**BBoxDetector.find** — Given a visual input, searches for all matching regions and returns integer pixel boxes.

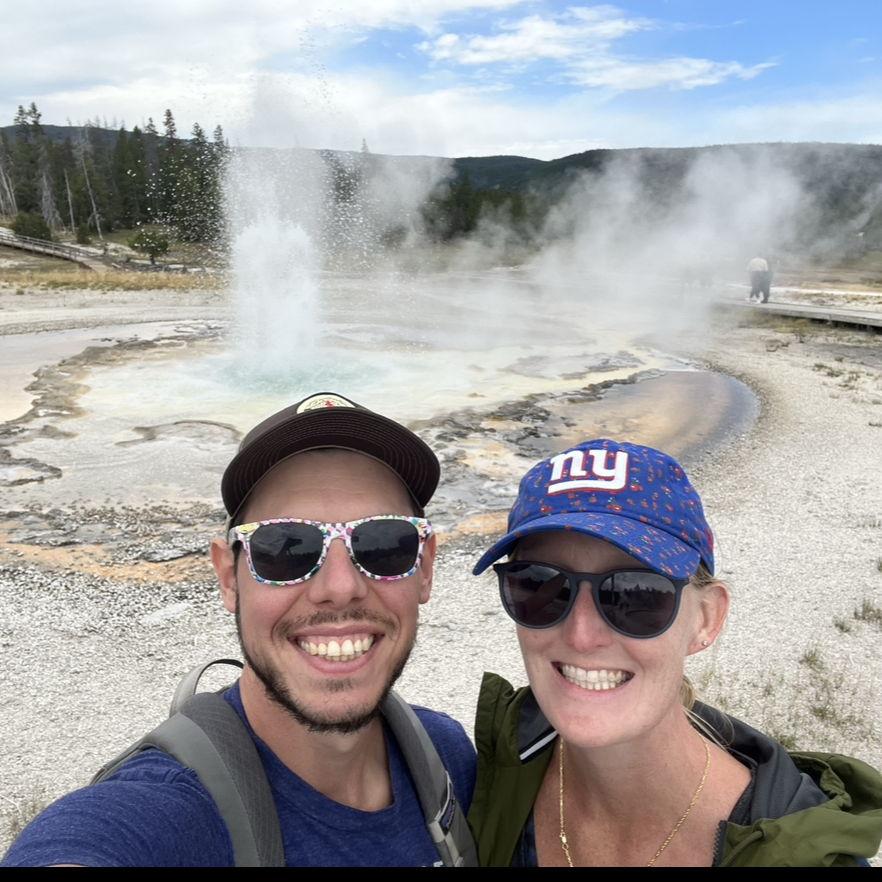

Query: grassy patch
[799,646,825,672]
[767,730,799,751]
[0,269,222,292]
[833,616,853,634]
[810,705,842,725]
[703,643,874,755]
[812,362,845,378]
[738,311,817,337]
[838,370,861,390]
[854,598,882,628]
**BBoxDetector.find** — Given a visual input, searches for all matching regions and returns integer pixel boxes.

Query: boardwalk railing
[0,229,104,267]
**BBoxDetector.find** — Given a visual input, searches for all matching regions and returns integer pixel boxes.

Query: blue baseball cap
[472,439,714,579]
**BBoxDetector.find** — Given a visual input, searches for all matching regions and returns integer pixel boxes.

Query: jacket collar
[515,691,827,821]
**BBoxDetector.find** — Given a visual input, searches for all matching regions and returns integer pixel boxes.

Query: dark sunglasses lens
[498,563,572,627]
[351,519,420,577]
[249,522,324,582]
[598,572,679,637]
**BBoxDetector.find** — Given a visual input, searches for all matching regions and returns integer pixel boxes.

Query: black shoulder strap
[92,660,284,867]
[381,692,478,867]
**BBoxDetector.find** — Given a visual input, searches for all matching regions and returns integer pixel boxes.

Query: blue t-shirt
[3,683,476,867]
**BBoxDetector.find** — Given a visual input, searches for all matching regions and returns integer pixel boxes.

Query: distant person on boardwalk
[747,256,772,303]
[467,438,882,866]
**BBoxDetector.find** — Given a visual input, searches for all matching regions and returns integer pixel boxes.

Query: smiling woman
[467,438,882,867]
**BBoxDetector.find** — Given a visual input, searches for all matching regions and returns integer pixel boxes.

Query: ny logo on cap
[547,448,629,494]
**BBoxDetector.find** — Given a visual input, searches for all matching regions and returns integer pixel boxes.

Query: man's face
[212,450,435,734]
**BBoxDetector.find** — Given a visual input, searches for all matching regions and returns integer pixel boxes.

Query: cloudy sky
[2,1,881,160]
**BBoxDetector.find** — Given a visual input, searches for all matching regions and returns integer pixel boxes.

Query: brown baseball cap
[221,392,440,522]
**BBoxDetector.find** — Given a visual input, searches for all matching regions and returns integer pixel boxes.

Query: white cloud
[418,4,772,94]
[419,6,651,64]
[0,1,523,97]
[2,2,879,160]
[569,57,776,91]
[23,61,882,163]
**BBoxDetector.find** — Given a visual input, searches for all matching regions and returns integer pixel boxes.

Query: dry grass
[854,598,882,628]
[701,642,874,756]
[0,268,223,292]
[799,645,825,672]
[833,616,853,634]
[1,788,53,848]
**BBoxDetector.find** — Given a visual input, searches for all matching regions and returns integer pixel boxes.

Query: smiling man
[3,393,476,867]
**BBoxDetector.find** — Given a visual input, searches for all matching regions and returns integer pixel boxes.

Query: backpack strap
[169,658,243,716]
[381,691,478,867]
[91,661,284,867]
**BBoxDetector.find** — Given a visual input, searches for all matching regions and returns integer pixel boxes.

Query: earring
[701,639,710,647]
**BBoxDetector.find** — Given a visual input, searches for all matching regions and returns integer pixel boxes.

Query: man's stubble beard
[234,595,416,735]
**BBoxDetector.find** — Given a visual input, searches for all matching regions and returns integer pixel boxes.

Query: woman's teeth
[560,664,632,690]
[297,635,375,662]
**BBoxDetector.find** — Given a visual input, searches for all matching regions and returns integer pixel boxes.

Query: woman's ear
[687,581,729,656]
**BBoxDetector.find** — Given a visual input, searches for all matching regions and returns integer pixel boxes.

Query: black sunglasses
[493,560,689,638]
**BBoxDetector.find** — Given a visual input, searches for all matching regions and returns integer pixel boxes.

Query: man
[4,392,476,867]
[746,256,772,303]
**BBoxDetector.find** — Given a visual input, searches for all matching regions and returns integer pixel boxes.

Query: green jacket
[468,673,882,867]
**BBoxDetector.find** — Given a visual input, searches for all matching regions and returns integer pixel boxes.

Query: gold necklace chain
[558,737,711,868]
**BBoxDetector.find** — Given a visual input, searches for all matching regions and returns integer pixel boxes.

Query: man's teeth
[560,665,631,690]
[297,635,376,662]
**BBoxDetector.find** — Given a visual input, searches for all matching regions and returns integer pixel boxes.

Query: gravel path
[1,300,880,861]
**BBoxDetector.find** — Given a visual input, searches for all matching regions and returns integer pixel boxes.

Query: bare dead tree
[40,167,63,232]
[81,153,102,238]
[63,168,75,231]
[0,160,16,216]
[74,126,103,239]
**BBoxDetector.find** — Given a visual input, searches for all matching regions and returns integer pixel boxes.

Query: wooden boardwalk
[729,299,882,331]
[0,229,108,272]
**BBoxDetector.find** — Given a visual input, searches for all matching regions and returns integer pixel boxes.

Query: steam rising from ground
[530,148,807,301]
[224,139,835,368]
[224,145,452,373]
[224,148,328,371]
[420,146,826,345]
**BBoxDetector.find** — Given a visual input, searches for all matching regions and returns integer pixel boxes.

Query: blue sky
[1,1,880,159]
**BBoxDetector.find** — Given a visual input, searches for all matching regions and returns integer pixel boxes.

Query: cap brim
[222,407,439,518]
[472,511,700,579]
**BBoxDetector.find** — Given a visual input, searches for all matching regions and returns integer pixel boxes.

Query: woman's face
[514,531,718,750]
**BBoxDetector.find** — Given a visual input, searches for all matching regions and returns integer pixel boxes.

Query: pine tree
[175,121,225,242]
[157,108,180,225]
[212,125,227,151]
[142,117,160,219]
[11,104,40,213]
[128,126,148,226]
[112,126,137,228]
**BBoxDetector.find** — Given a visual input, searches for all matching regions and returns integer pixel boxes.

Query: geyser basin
[0,270,753,514]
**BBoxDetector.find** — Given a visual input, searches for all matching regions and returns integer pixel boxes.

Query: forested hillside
[0,104,225,245]
[2,103,881,260]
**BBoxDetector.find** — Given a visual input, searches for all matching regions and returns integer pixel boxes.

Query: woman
[467,439,882,867]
